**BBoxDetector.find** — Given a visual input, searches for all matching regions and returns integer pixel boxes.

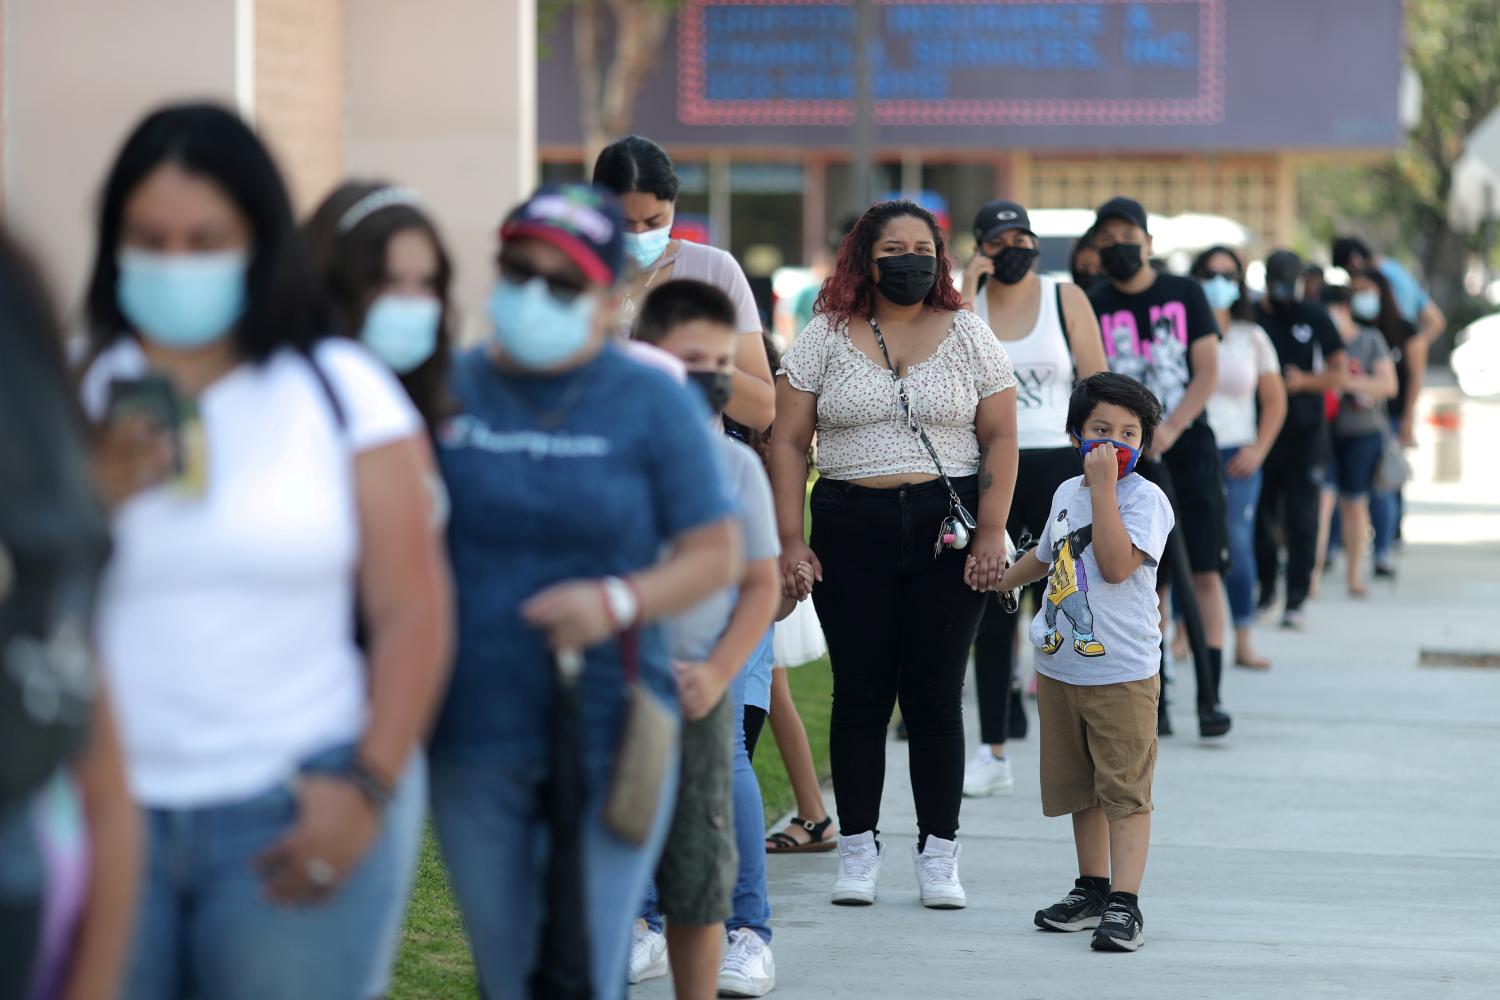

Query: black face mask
[875,253,938,307]
[688,369,733,414]
[1072,268,1108,294]
[990,245,1040,285]
[1100,243,1145,283]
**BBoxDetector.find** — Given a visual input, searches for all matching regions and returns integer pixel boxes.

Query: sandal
[1234,654,1270,671]
[765,816,837,854]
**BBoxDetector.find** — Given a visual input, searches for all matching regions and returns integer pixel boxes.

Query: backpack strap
[302,346,349,433]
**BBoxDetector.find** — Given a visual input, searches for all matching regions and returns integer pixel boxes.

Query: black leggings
[743,705,767,761]
[972,447,1082,746]
[810,476,989,843]
[1256,424,1329,612]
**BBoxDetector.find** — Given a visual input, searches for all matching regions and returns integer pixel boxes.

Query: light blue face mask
[360,294,442,374]
[489,277,597,370]
[621,225,672,269]
[1200,274,1241,312]
[1351,289,1382,322]
[116,248,249,349]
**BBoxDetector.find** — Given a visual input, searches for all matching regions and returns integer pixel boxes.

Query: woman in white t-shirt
[79,104,451,1000]
[303,179,455,1000]
[592,135,776,431]
[1193,247,1286,670]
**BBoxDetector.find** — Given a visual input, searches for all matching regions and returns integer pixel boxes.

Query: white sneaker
[912,836,967,909]
[962,746,1014,797]
[718,927,776,997]
[628,919,668,984]
[831,830,881,905]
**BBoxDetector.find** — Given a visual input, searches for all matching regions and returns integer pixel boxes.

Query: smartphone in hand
[105,375,207,495]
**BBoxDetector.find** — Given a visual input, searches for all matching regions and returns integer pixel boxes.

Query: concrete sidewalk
[639,389,1500,999]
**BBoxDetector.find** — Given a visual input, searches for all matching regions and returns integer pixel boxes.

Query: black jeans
[1256,424,1329,612]
[973,446,1081,745]
[810,476,989,843]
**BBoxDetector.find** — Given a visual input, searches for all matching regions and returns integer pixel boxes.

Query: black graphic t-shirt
[1089,273,1219,425]
[1253,301,1345,431]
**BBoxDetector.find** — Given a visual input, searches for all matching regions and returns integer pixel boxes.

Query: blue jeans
[1370,418,1402,562]
[365,752,428,999]
[125,745,396,1000]
[1220,446,1264,627]
[728,691,772,944]
[429,751,678,1000]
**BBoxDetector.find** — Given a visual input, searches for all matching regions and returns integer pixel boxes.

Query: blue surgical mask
[1077,437,1142,478]
[1200,274,1241,312]
[489,277,596,370]
[116,248,249,349]
[622,225,672,269]
[360,294,442,374]
[1351,289,1381,322]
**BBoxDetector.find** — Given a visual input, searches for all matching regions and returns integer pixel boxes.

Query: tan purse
[602,629,680,846]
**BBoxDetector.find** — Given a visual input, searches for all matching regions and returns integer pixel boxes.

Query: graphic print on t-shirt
[1100,303,1191,414]
[1013,361,1061,410]
[1041,509,1106,658]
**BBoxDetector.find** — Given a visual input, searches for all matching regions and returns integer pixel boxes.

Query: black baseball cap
[1094,196,1149,234]
[1265,250,1303,287]
[499,184,625,285]
[972,200,1034,244]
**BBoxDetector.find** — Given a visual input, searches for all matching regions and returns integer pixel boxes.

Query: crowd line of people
[1,102,1442,1000]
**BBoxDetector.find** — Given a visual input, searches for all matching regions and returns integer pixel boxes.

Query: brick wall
[255,0,346,214]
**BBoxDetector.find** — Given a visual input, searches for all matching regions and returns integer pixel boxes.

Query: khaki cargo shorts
[1036,671,1160,822]
[654,693,737,926]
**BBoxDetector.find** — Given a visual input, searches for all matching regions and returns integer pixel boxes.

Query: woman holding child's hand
[771,200,1016,910]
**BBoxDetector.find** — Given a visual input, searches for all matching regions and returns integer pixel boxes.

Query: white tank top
[974,274,1075,450]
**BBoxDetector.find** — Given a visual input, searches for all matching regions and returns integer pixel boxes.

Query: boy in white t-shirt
[996,372,1174,953]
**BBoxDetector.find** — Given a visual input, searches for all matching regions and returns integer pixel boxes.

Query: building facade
[1,0,536,333]
[539,0,1405,272]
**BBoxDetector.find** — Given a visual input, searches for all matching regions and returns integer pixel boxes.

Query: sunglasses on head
[499,257,589,303]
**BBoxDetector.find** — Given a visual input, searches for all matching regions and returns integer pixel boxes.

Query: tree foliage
[1299,0,1500,329]
[542,0,683,170]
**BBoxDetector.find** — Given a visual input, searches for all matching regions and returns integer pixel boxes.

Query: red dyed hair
[813,200,963,322]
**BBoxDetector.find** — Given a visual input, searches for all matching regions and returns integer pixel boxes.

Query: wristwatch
[601,576,640,631]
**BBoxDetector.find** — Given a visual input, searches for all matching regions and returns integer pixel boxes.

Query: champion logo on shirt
[439,415,610,459]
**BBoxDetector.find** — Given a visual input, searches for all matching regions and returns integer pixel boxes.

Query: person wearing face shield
[1086,197,1231,738]
[1252,250,1348,629]
[959,201,1108,797]
[428,185,741,1000]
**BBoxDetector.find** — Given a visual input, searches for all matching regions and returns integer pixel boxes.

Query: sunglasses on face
[498,258,589,303]
[1207,270,1238,281]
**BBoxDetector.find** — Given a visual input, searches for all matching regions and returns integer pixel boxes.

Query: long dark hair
[1189,244,1253,322]
[304,180,454,427]
[814,201,964,321]
[592,135,680,202]
[1353,267,1412,350]
[85,103,321,361]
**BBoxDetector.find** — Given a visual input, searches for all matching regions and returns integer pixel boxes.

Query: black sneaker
[1033,879,1108,932]
[1091,895,1146,952]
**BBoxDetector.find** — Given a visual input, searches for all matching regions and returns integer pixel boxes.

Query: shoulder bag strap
[866,317,974,527]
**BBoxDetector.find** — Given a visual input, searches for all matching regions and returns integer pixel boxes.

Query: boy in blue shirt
[996,372,1174,952]
[629,280,782,997]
